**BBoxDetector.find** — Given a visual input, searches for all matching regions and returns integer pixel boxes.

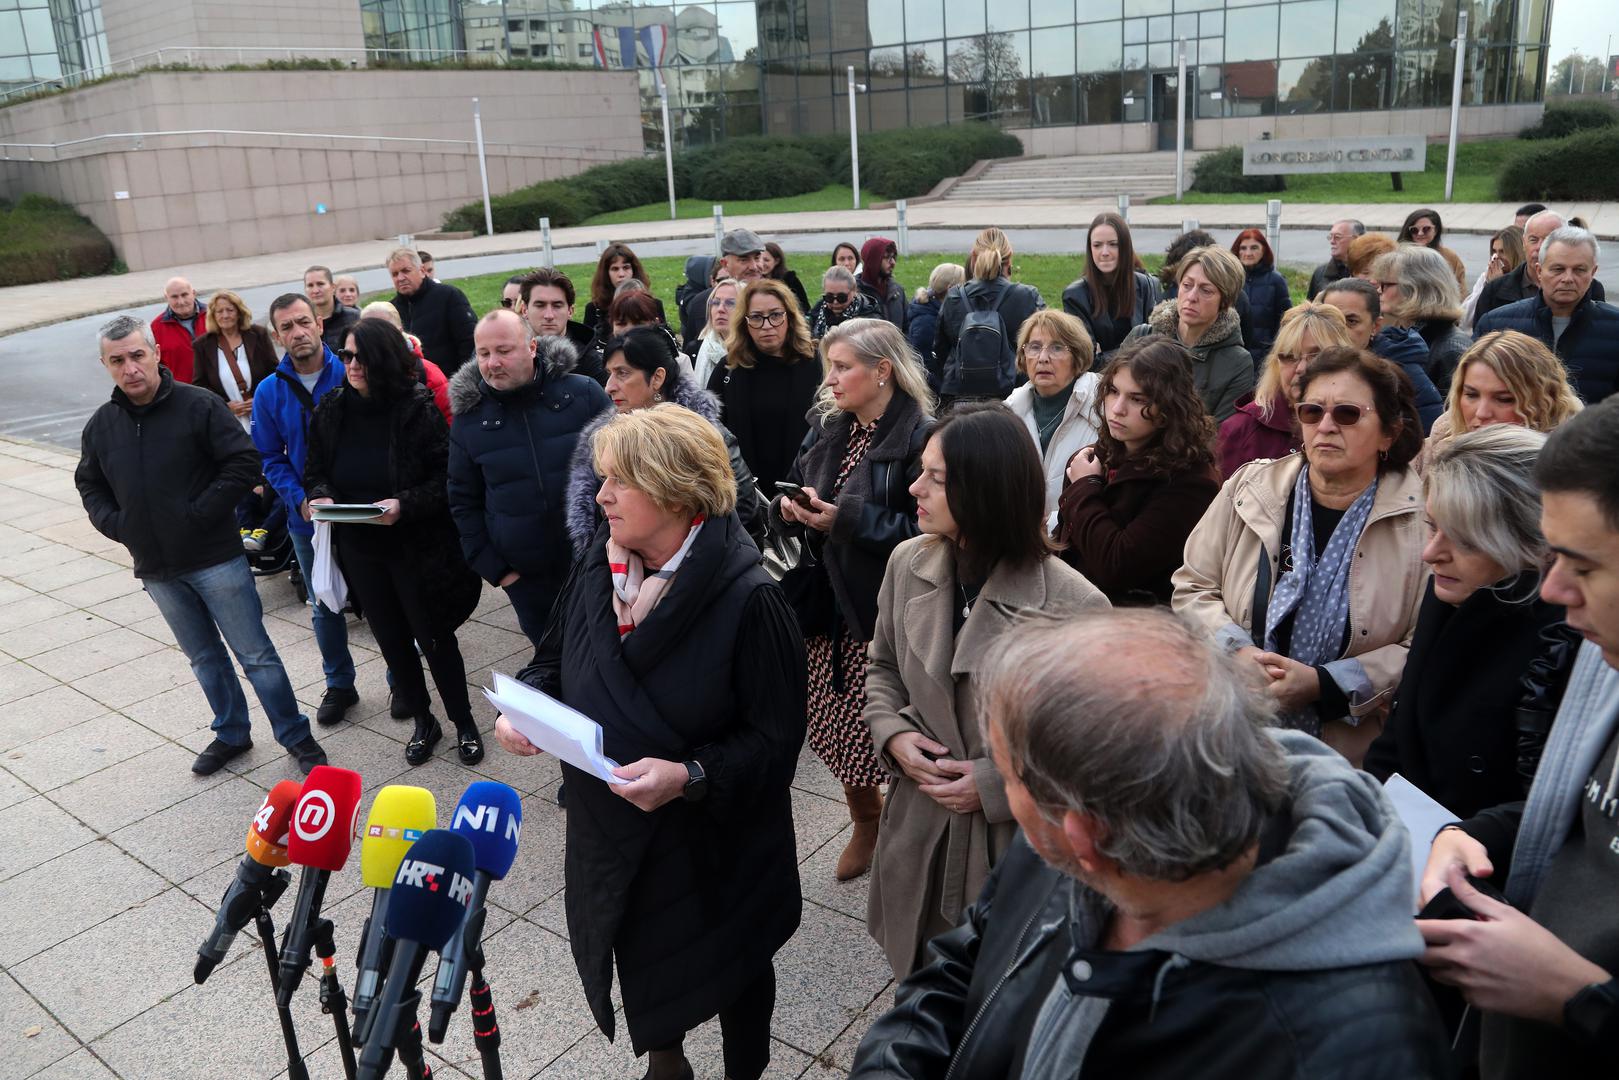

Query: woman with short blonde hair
[591,404,737,519]
[1122,244,1254,421]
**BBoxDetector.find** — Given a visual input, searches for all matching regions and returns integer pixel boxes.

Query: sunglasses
[1409,226,1436,237]
[825,291,849,303]
[500,298,517,308]
[336,349,360,363]
[1296,402,1369,426]
[745,310,788,328]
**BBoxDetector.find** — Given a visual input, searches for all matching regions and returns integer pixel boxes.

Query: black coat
[304,383,482,631]
[390,276,477,376]
[1242,264,1293,365]
[852,836,1451,1080]
[1364,577,1565,819]
[581,296,668,346]
[1062,271,1162,361]
[320,302,361,354]
[76,368,260,580]
[1413,317,1473,393]
[1474,290,1619,404]
[906,298,941,372]
[517,513,806,1051]
[446,336,612,586]
[775,395,932,642]
[1307,258,1348,301]
[930,277,1045,394]
[706,346,824,490]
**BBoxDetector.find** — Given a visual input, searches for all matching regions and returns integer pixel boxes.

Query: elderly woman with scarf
[858,236,907,329]
[495,405,805,1080]
[1174,347,1428,765]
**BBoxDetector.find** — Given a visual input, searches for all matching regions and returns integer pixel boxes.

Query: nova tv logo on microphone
[294,789,337,842]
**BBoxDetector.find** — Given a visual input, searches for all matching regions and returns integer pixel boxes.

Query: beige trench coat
[863,535,1110,976]
[1171,454,1428,763]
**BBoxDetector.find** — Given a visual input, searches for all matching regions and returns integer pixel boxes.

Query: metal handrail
[0,45,540,103]
[0,128,648,162]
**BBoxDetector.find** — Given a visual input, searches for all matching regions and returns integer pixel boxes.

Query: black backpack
[948,281,1017,398]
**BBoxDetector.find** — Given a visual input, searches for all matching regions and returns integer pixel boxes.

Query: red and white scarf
[608,515,705,638]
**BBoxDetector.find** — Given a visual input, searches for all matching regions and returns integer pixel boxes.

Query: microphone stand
[465,953,503,1080]
[251,880,309,1080]
[312,919,359,1080]
[353,930,433,1080]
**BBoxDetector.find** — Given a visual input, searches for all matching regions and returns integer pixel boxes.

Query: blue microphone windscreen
[449,781,523,880]
[385,829,476,951]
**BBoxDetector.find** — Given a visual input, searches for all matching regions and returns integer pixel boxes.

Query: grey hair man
[1476,226,1619,404]
[385,245,477,375]
[851,608,1448,1080]
[1476,210,1606,323]
[1308,218,1365,300]
[75,315,326,777]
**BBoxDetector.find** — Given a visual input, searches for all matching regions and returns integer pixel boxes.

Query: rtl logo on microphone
[396,858,475,905]
[367,825,426,841]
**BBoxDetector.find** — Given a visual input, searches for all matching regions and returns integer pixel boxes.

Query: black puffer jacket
[517,512,805,1053]
[75,368,260,580]
[1474,289,1619,404]
[562,376,766,555]
[773,394,932,642]
[305,382,483,630]
[446,336,611,586]
[1412,316,1472,394]
[390,276,477,375]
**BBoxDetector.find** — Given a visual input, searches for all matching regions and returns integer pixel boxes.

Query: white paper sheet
[484,672,628,785]
[310,503,387,524]
[1383,773,1460,905]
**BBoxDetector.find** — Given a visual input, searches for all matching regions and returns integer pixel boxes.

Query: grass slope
[1160,140,1520,205]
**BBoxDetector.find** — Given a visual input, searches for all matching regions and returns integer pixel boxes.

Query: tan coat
[1171,454,1428,762]
[863,535,1110,976]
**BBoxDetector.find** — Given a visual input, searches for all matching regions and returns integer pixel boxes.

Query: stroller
[240,484,306,604]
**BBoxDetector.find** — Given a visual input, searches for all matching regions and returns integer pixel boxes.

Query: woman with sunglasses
[305,319,484,767]
[1175,347,1427,766]
[810,265,880,338]
[707,278,823,489]
[1401,208,1467,291]
[1217,302,1354,478]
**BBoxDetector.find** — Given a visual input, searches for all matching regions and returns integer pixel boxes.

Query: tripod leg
[312,920,359,1080]
[255,908,310,1080]
[396,1011,434,1080]
[467,970,503,1080]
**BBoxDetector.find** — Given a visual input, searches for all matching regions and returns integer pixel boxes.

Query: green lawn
[1156,139,1520,205]
[581,185,883,226]
[439,252,1312,323]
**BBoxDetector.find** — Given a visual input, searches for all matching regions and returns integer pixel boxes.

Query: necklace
[1035,408,1064,444]
[958,582,975,620]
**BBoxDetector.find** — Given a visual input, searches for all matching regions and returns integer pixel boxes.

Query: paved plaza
[0,436,893,1079]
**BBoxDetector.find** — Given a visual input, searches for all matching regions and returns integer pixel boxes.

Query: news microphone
[195,779,301,984]
[277,766,362,1007]
[352,785,437,1030]
[356,830,476,1080]
[428,781,522,1042]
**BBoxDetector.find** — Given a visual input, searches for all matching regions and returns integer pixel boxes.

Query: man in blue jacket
[253,293,359,726]
[1475,227,1619,405]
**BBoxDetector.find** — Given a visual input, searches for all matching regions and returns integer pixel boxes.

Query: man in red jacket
[150,276,204,383]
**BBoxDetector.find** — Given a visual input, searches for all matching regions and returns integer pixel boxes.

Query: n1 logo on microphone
[396,858,475,905]
[452,803,522,845]
[294,789,337,842]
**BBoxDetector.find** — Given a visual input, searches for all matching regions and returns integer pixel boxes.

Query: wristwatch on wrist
[681,759,709,803]
[1564,978,1619,1046]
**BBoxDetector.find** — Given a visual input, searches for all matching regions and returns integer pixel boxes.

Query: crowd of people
[71,206,1619,1080]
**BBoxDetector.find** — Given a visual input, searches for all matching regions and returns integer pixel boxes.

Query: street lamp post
[659,83,677,220]
[847,66,865,210]
[1174,37,1187,201]
[1444,9,1468,202]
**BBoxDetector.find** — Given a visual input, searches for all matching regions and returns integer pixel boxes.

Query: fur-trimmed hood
[1145,298,1244,357]
[448,333,581,416]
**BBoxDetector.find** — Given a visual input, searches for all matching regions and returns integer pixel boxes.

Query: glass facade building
[0,0,109,95]
[361,0,1549,149]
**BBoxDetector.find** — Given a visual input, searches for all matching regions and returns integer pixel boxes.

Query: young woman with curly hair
[1054,337,1221,605]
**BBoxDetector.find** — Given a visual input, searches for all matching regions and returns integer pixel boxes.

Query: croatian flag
[592,23,671,92]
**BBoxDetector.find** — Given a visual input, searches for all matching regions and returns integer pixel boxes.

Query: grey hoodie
[1022,728,1424,1077]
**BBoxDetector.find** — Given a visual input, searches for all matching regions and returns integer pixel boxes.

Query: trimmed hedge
[1189,145,1285,195]
[0,194,116,287]
[1520,101,1619,141]
[442,122,1023,234]
[1497,125,1619,201]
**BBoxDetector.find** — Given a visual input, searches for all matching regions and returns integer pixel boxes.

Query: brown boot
[835,784,883,881]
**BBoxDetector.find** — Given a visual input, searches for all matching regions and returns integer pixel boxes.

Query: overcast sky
[1547,0,1619,65]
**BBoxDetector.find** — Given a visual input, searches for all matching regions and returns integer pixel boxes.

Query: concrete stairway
[943,151,1207,203]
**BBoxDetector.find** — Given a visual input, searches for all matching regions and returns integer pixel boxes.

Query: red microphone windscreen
[244,779,302,867]
[286,766,363,872]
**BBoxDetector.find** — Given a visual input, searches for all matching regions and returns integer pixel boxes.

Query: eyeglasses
[824,292,849,304]
[1023,343,1071,358]
[1376,280,1400,291]
[710,297,737,310]
[500,298,516,308]
[1410,226,1436,237]
[1276,350,1321,365]
[336,349,360,363]
[1296,402,1369,426]
[745,310,788,328]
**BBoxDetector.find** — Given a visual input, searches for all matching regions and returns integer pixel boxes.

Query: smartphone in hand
[775,481,814,506]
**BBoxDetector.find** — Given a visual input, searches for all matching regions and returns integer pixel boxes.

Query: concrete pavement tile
[799,831,872,923]
[71,648,198,711]
[21,1048,120,1079]
[0,660,55,707]
[0,763,35,810]
[33,517,124,552]
[84,589,159,628]
[3,714,165,792]
[124,613,179,647]
[792,788,851,864]
[542,1020,812,1079]
[242,722,412,794]
[468,791,566,919]
[792,744,846,803]
[46,571,142,609]
[0,684,107,752]
[50,742,235,834]
[0,972,83,1080]
[0,795,97,883]
[807,982,894,1076]
[8,502,92,533]
[453,621,532,672]
[2,541,80,577]
[0,840,169,966]
[118,682,223,740]
[0,592,73,635]
[27,626,166,684]
[12,886,217,1041]
[0,524,51,559]
[4,467,79,500]
[111,775,281,884]
[471,600,525,636]
[426,917,599,1080]
[0,612,118,661]
[10,555,130,595]
[769,902,893,1058]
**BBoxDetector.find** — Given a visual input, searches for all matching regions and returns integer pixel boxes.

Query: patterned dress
[804,419,887,788]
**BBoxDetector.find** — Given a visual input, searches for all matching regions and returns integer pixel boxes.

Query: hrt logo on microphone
[293,790,336,842]
[396,859,475,904]
[452,803,522,844]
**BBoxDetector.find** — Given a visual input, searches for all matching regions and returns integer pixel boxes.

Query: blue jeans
[290,529,356,690]
[142,556,312,749]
